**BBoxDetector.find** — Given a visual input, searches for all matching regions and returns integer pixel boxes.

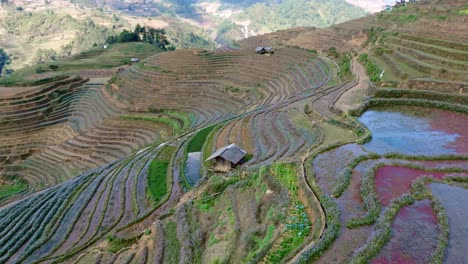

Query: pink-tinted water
[372,200,438,264]
[375,166,448,206]
[428,110,468,153]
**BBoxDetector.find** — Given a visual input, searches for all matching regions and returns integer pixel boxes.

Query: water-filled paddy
[358,107,467,155]
[185,152,202,186]
[372,200,438,264]
[375,166,451,206]
[430,183,468,264]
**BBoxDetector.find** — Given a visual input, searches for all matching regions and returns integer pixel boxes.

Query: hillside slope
[0,0,466,263]
[1,0,368,70]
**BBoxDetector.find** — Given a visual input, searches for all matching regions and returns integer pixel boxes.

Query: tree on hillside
[0,49,11,76]
[146,28,169,50]
[107,24,171,51]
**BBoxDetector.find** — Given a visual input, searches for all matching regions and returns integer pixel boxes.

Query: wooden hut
[207,143,246,172]
[255,47,275,55]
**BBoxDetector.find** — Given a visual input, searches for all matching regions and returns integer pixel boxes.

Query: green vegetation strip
[0,75,68,87]
[119,115,184,135]
[106,235,140,253]
[147,145,175,206]
[147,160,169,204]
[358,53,382,82]
[0,182,28,201]
[373,88,468,105]
[164,221,180,263]
[332,153,380,197]
[266,164,312,263]
[350,98,468,116]
[187,125,216,152]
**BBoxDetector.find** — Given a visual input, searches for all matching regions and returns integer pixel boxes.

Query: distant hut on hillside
[256,47,275,55]
[207,143,246,172]
[130,58,140,63]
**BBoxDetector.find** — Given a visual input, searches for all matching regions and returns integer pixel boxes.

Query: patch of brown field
[78,69,115,79]
[0,86,39,97]
[126,17,170,29]
[241,116,254,155]
[24,72,61,81]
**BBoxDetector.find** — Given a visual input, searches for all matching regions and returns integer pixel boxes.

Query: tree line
[0,49,11,76]
[106,24,174,51]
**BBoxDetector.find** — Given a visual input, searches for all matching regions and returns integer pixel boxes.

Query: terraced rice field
[311,106,468,263]
[358,107,467,155]
[0,0,466,263]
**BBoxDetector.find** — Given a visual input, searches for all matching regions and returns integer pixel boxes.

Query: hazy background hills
[0,0,393,70]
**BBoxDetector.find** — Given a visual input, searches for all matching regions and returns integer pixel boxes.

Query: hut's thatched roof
[207,143,246,164]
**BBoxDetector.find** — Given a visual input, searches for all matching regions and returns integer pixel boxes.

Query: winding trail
[334,59,370,112]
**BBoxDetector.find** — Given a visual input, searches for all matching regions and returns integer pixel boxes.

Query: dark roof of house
[256,47,274,52]
[207,143,247,164]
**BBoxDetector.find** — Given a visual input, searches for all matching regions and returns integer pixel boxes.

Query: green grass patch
[106,235,140,253]
[203,175,240,196]
[147,160,169,204]
[245,224,276,262]
[358,53,382,82]
[202,124,223,168]
[119,115,183,135]
[0,74,68,87]
[187,125,216,152]
[208,233,220,247]
[321,122,357,146]
[456,8,468,15]
[265,164,311,262]
[397,14,418,23]
[0,182,27,200]
[147,145,175,206]
[164,221,180,263]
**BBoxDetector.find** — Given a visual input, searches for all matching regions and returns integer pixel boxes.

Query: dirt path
[334,59,370,112]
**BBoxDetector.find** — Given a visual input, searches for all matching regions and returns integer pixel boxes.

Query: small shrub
[35,66,45,73]
[243,153,254,162]
[148,107,164,113]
